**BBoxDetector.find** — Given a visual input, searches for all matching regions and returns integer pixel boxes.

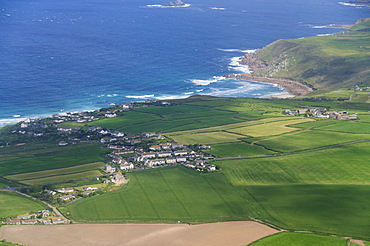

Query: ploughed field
[2,95,370,242]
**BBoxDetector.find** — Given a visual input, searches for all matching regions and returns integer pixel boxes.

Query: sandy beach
[0,221,278,246]
[225,73,313,97]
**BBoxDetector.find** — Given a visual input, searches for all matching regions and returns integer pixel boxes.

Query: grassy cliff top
[252,18,370,90]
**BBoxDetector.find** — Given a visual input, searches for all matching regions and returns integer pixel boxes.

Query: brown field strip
[0,221,278,246]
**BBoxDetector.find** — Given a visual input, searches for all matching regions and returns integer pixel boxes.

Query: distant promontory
[232,18,370,94]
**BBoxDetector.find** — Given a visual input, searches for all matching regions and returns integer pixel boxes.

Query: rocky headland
[225,52,313,97]
[226,18,370,96]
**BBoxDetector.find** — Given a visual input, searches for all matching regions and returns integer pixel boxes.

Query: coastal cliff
[237,18,370,93]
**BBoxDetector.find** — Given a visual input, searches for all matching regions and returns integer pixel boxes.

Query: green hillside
[251,18,370,90]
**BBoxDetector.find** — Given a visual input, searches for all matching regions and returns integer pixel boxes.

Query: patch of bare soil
[0,221,278,246]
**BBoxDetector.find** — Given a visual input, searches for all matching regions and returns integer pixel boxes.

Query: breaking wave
[229,57,252,73]
[125,94,155,99]
[218,48,256,53]
[189,76,224,86]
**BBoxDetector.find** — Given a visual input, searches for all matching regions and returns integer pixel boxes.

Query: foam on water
[189,76,224,86]
[218,49,256,53]
[0,118,27,128]
[125,94,155,99]
[155,95,189,100]
[145,4,191,8]
[229,57,252,73]
[338,2,368,7]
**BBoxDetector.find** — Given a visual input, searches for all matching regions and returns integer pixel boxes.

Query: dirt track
[0,221,278,246]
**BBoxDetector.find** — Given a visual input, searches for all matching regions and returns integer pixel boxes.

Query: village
[5,209,69,225]
[282,107,358,120]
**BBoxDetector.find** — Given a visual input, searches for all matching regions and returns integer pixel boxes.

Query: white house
[157,151,172,158]
[120,162,135,170]
[166,157,177,164]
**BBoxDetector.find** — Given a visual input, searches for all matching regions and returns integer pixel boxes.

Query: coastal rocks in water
[227,49,313,96]
[146,0,190,8]
[239,52,268,72]
[165,0,187,7]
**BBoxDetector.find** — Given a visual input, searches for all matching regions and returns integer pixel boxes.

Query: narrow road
[0,188,67,220]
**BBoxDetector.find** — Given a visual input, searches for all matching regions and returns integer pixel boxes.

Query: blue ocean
[0,0,369,127]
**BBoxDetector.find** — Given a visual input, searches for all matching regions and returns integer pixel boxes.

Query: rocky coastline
[225,52,313,97]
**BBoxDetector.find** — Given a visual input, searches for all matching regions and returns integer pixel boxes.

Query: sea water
[0,0,369,126]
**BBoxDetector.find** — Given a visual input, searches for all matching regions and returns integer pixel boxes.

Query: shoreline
[225,73,313,97]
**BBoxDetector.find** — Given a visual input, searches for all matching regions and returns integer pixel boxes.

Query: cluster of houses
[102,165,127,184]
[106,139,215,172]
[5,209,69,225]
[283,107,358,120]
[44,185,103,202]
[9,99,173,147]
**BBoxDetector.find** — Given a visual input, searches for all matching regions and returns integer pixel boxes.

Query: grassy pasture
[358,113,370,123]
[290,119,340,129]
[215,103,284,113]
[0,191,44,218]
[5,162,104,185]
[249,130,370,152]
[351,92,370,103]
[217,141,370,186]
[117,115,243,134]
[225,118,312,137]
[0,143,108,176]
[162,110,237,121]
[167,131,243,145]
[19,171,103,185]
[67,166,251,223]
[203,142,276,158]
[244,185,370,239]
[168,117,297,136]
[0,143,62,162]
[157,115,243,133]
[235,111,277,121]
[249,232,347,246]
[133,104,211,115]
[89,111,161,130]
[317,121,370,134]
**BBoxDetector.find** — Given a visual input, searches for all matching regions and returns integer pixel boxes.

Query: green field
[0,192,44,218]
[248,130,370,152]
[290,119,340,129]
[244,185,370,239]
[317,121,370,134]
[358,113,370,123]
[5,162,104,185]
[67,166,251,223]
[57,122,85,129]
[167,131,243,145]
[89,111,161,131]
[167,117,298,137]
[249,232,348,246]
[204,142,275,158]
[0,143,109,176]
[225,118,311,137]
[217,141,370,185]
